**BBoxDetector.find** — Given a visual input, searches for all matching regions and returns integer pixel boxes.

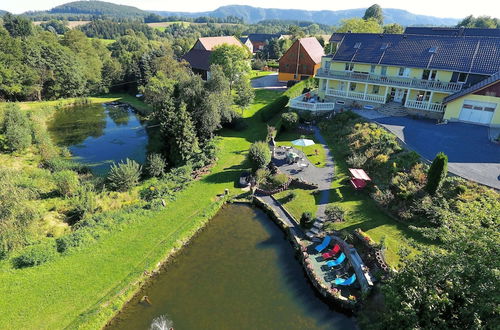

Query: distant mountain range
[0,10,8,15]
[154,5,459,26]
[17,1,459,27]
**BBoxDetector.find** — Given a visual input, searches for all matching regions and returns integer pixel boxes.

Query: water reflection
[48,104,149,175]
[108,204,356,330]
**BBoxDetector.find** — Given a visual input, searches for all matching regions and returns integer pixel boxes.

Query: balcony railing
[405,100,445,113]
[289,90,335,111]
[317,69,463,93]
[326,88,386,104]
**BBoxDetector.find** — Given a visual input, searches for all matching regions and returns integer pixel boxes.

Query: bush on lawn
[13,243,58,268]
[248,141,271,171]
[108,158,142,191]
[146,153,167,178]
[300,211,314,229]
[325,204,346,222]
[53,170,80,197]
[281,112,299,130]
[1,104,32,152]
[426,152,448,195]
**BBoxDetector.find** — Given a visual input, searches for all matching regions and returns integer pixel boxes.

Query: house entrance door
[394,88,405,103]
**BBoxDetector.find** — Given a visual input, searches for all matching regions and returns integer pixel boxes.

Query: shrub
[270,173,289,187]
[252,59,266,70]
[325,204,346,222]
[371,187,394,207]
[260,95,290,121]
[1,104,32,152]
[300,212,314,229]
[346,153,367,168]
[281,112,299,130]
[42,157,86,173]
[53,170,80,197]
[56,230,96,253]
[108,158,142,191]
[248,141,271,171]
[68,184,97,223]
[426,152,448,195]
[13,243,58,268]
[255,168,271,186]
[146,153,167,178]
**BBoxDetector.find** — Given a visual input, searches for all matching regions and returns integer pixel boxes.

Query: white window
[370,65,376,73]
[380,66,387,76]
[372,85,380,94]
[345,63,354,71]
[354,42,362,49]
[350,83,357,91]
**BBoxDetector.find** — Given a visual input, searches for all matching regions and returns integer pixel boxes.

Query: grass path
[0,89,281,329]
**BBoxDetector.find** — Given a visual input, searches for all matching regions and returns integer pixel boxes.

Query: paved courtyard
[251,73,287,90]
[354,110,500,190]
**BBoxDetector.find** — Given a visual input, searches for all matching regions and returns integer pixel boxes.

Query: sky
[2,0,500,19]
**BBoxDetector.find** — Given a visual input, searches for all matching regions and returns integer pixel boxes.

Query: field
[33,20,91,28]
[0,89,281,329]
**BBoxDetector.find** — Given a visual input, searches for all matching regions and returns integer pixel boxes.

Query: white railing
[405,100,445,112]
[289,100,335,111]
[289,90,335,111]
[325,88,386,104]
[317,69,463,93]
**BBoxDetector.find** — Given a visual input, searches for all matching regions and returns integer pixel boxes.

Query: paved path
[353,110,500,190]
[256,195,306,238]
[272,127,335,220]
[251,73,287,90]
[313,127,335,220]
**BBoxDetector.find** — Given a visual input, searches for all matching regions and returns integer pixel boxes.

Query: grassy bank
[0,89,281,328]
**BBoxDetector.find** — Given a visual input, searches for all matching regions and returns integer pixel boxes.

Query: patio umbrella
[291,138,315,153]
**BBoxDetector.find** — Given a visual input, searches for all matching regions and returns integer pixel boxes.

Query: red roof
[298,37,325,64]
[349,168,371,181]
[197,36,243,51]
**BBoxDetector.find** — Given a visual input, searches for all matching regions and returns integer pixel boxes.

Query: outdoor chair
[326,252,346,268]
[322,244,340,260]
[334,274,357,286]
[314,235,331,253]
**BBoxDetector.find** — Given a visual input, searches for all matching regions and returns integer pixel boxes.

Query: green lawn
[250,70,274,80]
[274,188,318,221]
[275,130,327,167]
[0,89,281,329]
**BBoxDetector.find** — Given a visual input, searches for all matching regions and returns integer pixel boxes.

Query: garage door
[458,100,496,125]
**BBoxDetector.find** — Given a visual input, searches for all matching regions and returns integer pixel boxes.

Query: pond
[48,103,151,175]
[107,204,356,330]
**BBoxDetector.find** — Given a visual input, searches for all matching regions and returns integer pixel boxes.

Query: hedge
[260,78,319,122]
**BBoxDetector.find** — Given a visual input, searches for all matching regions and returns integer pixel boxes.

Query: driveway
[354,112,500,190]
[251,73,287,90]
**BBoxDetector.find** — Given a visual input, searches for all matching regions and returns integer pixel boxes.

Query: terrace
[289,90,335,112]
[317,69,463,93]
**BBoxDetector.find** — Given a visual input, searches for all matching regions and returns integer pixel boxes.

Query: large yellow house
[292,27,500,127]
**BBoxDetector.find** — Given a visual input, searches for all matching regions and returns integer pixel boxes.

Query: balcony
[325,88,386,104]
[405,100,445,113]
[317,69,463,93]
[289,90,335,111]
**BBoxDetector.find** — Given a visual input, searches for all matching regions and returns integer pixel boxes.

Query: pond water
[107,204,356,330]
[48,103,149,175]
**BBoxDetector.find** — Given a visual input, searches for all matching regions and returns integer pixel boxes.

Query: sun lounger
[322,244,340,260]
[310,227,320,234]
[334,273,357,286]
[314,235,331,253]
[326,252,346,267]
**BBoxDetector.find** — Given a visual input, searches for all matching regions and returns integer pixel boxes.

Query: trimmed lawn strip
[274,188,317,221]
[250,70,274,80]
[275,130,327,167]
[0,89,280,329]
